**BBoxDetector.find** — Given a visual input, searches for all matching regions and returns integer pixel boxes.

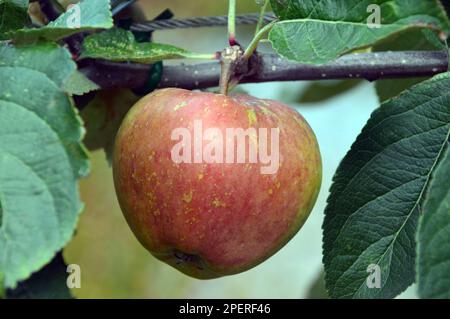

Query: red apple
[113,88,321,279]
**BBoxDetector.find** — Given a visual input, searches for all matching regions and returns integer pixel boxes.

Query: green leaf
[63,70,100,96]
[421,28,448,50]
[8,0,113,42]
[0,40,76,87]
[270,0,450,24]
[268,0,450,64]
[6,252,72,299]
[322,72,450,299]
[417,144,450,298]
[0,0,29,39]
[0,41,89,176]
[0,42,89,289]
[80,28,215,63]
[269,20,441,65]
[81,89,139,163]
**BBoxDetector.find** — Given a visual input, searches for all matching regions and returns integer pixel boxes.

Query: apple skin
[113,88,322,279]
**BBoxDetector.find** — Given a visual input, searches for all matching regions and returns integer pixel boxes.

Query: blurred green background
[63,0,418,298]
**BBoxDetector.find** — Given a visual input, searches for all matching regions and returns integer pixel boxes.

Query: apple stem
[228,0,237,46]
[219,46,243,95]
[219,0,273,95]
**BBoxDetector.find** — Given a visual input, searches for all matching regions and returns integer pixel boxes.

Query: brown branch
[79,50,449,91]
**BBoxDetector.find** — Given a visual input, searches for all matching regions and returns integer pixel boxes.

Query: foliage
[0,41,89,289]
[7,0,113,41]
[80,28,215,63]
[417,144,450,298]
[63,70,100,96]
[268,0,449,64]
[322,72,450,298]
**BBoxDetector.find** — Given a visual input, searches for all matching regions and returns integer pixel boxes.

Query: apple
[113,88,322,279]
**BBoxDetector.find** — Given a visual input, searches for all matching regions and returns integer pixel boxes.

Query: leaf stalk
[228,0,237,45]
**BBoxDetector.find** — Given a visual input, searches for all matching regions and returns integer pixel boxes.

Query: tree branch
[79,50,449,91]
